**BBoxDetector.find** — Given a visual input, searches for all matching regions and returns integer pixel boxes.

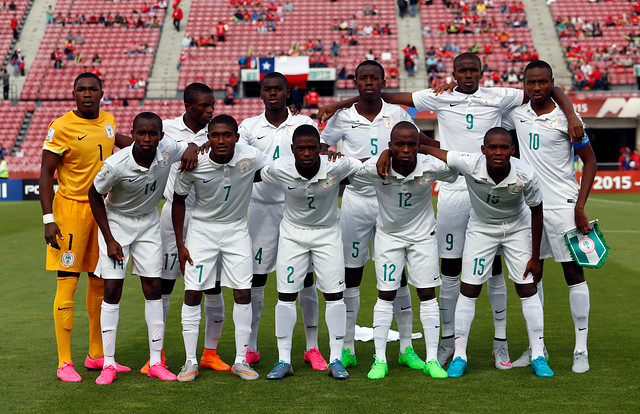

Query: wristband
[43,213,55,224]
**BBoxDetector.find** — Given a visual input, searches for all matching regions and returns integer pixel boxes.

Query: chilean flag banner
[258,56,309,88]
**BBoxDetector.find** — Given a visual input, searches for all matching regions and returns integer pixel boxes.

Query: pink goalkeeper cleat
[147,363,177,381]
[303,347,328,370]
[95,365,117,385]
[57,361,82,382]
[84,355,131,373]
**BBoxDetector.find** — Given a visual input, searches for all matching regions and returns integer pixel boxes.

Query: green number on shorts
[352,241,360,258]
[307,196,316,210]
[223,185,231,201]
[466,114,474,130]
[255,248,263,264]
[287,266,294,283]
[383,263,396,281]
[486,193,500,204]
[196,264,204,283]
[529,132,540,150]
[144,180,157,195]
[445,233,454,251]
[371,138,378,155]
[113,259,124,269]
[164,253,177,270]
[398,192,412,207]
[473,258,485,276]
[273,146,280,160]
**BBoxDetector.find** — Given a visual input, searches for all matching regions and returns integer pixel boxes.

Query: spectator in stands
[8,0,15,11]
[46,5,54,25]
[409,0,419,17]
[0,142,5,158]
[348,15,358,36]
[217,21,227,41]
[229,72,239,91]
[331,41,340,57]
[0,155,8,179]
[15,144,23,158]
[52,48,63,69]
[398,0,408,18]
[304,88,320,109]
[11,14,18,40]
[172,5,183,31]
[128,74,138,89]
[405,54,415,77]
[365,49,376,61]
[284,1,293,12]
[381,49,392,61]
[1,68,9,99]
[619,148,634,171]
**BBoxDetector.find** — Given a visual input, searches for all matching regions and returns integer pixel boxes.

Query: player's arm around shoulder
[423,154,458,183]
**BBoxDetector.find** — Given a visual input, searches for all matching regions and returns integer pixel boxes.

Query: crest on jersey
[237,158,253,173]
[319,173,336,189]
[416,172,433,186]
[506,178,524,194]
[479,97,495,106]
[60,251,76,268]
[382,114,395,129]
[544,116,561,129]
[46,127,56,142]
[158,152,171,168]
[287,124,297,138]
[105,124,115,139]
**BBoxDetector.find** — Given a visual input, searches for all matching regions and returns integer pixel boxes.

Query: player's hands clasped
[44,222,64,250]
[574,206,592,235]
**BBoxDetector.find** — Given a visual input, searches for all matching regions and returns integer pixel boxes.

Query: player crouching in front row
[88,112,199,384]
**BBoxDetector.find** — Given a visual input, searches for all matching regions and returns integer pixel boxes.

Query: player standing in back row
[239,72,326,369]
[502,60,596,373]
[40,73,132,382]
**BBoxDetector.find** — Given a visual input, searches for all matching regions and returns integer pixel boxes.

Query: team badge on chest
[105,124,115,139]
[237,158,253,173]
[506,178,524,194]
[415,172,433,186]
[544,117,561,129]
[382,114,395,129]
[319,173,336,189]
[157,152,171,168]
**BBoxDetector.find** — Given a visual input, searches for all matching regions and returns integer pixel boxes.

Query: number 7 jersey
[43,110,117,201]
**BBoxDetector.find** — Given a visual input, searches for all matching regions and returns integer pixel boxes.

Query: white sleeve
[93,160,118,195]
[496,87,525,110]
[238,120,251,145]
[523,170,543,208]
[411,89,439,112]
[501,107,516,130]
[258,160,284,186]
[320,110,344,146]
[168,139,190,163]
[174,170,194,196]
[252,147,272,171]
[430,157,459,183]
[446,150,475,175]
[348,159,374,189]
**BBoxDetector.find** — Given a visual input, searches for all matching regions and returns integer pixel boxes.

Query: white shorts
[160,201,191,280]
[461,215,533,286]
[97,209,162,280]
[373,230,441,291]
[247,200,284,274]
[436,187,471,258]
[184,218,253,291]
[340,190,378,268]
[276,220,345,294]
[541,208,574,263]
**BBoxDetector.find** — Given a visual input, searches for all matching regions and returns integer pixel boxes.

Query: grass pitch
[0,195,638,413]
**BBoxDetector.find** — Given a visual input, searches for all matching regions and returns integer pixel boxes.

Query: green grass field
[1,195,638,413]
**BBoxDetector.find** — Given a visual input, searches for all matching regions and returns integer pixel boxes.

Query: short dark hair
[453,53,481,71]
[260,72,289,88]
[184,82,214,104]
[390,121,418,141]
[132,111,162,131]
[484,127,513,145]
[209,114,238,133]
[292,124,320,145]
[74,72,102,89]
[523,60,553,79]
[355,60,385,79]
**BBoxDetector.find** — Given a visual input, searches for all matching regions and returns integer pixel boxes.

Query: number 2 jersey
[43,110,117,201]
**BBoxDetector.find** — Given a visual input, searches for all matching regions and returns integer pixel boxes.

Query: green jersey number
[466,114,474,130]
[255,248,263,264]
[445,233,454,251]
[144,180,157,195]
[307,196,316,210]
[352,242,360,258]
[273,146,280,160]
[486,194,500,204]
[473,258,485,276]
[163,253,177,270]
[382,263,396,281]
[371,138,378,155]
[223,185,231,201]
[529,133,540,150]
[196,264,204,283]
[287,266,295,283]
[398,192,412,207]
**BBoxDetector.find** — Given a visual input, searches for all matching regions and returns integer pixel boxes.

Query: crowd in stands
[49,1,166,29]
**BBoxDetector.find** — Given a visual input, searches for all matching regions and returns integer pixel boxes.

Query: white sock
[372,298,394,363]
[161,293,170,325]
[487,272,507,341]
[537,280,544,307]
[393,284,413,352]
[420,298,440,362]
[203,293,224,350]
[275,300,297,364]
[181,303,201,365]
[453,294,476,362]
[439,274,460,339]
[100,301,119,368]
[569,281,590,354]
[145,299,164,366]
[521,295,545,359]
[232,302,252,364]
[249,286,264,351]
[343,286,360,353]
[325,299,346,362]
[299,283,319,351]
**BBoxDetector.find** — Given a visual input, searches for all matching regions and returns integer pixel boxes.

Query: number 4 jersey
[502,102,590,210]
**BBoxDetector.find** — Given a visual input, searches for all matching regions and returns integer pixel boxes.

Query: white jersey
[161,114,209,205]
[239,109,317,204]
[412,87,523,190]
[502,102,590,210]
[446,151,542,224]
[350,154,457,242]
[94,138,188,215]
[320,99,416,197]
[174,143,270,221]
[260,156,362,228]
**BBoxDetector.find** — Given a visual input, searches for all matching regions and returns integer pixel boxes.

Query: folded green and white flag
[563,220,610,269]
